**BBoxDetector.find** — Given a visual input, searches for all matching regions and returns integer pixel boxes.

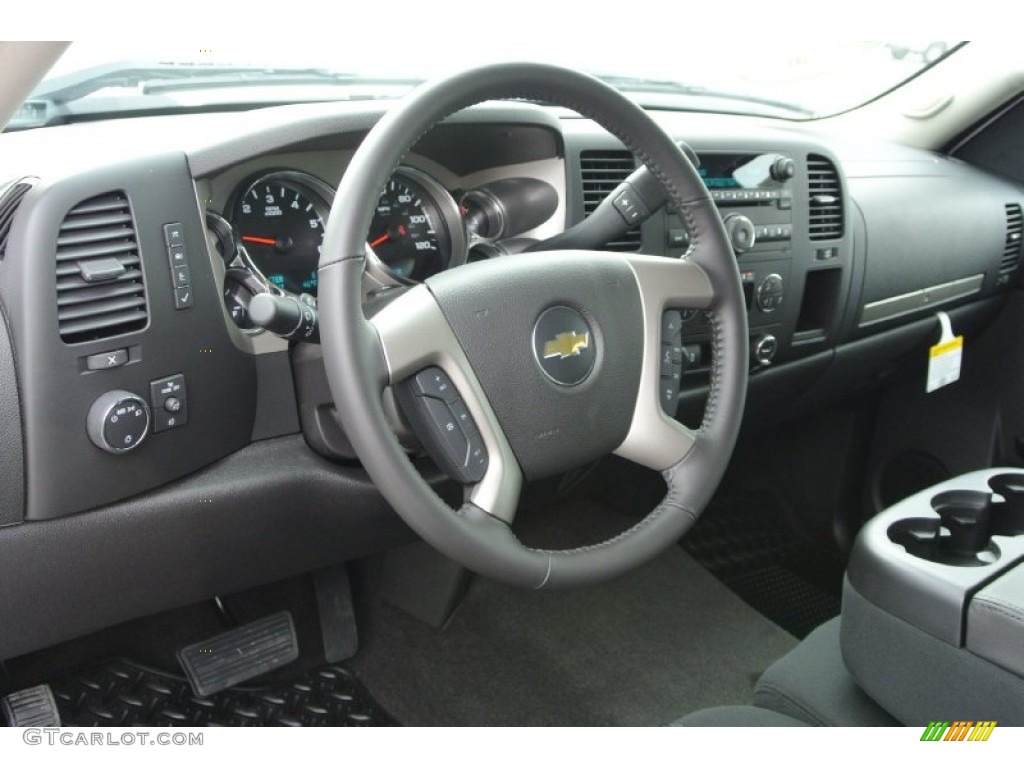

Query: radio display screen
[698,153,771,189]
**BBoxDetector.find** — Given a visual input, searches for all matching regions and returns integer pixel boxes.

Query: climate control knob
[756,274,784,313]
[723,214,756,254]
[87,390,150,454]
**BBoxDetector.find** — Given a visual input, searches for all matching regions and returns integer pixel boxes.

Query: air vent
[55,192,148,343]
[807,154,843,241]
[579,150,642,251]
[1001,203,1023,276]
[0,180,32,260]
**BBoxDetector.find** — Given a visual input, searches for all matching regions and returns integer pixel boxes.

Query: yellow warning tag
[927,311,963,393]
[929,337,963,358]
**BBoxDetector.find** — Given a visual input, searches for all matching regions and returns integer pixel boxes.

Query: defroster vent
[1001,203,1023,276]
[807,154,843,241]
[56,192,148,343]
[579,150,642,251]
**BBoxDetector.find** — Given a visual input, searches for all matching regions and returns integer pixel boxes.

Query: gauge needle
[241,235,277,246]
[369,225,407,249]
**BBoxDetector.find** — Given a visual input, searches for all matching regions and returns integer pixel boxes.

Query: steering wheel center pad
[426,253,643,480]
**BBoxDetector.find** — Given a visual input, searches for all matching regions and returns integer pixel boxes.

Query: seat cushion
[754,617,899,726]
[672,705,807,727]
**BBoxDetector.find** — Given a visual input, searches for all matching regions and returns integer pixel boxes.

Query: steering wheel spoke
[610,254,712,470]
[370,285,523,524]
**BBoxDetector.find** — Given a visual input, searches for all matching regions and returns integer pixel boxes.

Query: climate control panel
[756,274,785,313]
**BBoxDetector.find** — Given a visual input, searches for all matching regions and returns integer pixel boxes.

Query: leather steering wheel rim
[318,62,748,589]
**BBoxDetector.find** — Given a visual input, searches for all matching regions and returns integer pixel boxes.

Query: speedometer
[233,171,332,295]
[228,167,465,305]
[366,168,465,282]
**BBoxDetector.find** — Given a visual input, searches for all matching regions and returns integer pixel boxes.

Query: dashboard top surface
[0,98,946,179]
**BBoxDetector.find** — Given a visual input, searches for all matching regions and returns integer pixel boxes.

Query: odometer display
[368,173,451,281]
[234,173,328,295]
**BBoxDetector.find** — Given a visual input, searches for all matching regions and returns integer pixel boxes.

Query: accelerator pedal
[313,564,359,663]
[177,611,298,697]
[2,684,61,727]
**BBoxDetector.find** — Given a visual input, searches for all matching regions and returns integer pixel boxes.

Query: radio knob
[87,390,150,455]
[770,156,797,181]
[723,214,757,254]
[753,334,779,367]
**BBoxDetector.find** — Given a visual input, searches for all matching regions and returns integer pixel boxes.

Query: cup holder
[888,489,1001,566]
[988,473,1024,536]
[886,475,1024,565]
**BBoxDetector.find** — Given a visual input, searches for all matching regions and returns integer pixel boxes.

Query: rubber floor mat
[49,659,398,727]
[680,494,845,638]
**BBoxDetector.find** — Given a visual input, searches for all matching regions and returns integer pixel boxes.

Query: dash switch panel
[149,373,188,433]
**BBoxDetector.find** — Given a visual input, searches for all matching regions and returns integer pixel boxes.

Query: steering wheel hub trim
[532,306,596,386]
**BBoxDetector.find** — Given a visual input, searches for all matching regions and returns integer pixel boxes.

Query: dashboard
[0,97,1021,660]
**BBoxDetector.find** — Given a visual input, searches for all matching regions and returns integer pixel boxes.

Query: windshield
[11,40,964,130]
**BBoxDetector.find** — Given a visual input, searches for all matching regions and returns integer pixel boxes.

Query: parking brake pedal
[177,611,299,697]
[2,684,61,726]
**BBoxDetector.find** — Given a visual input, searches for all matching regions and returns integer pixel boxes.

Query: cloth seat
[754,618,899,726]
[673,705,807,727]
[676,618,900,727]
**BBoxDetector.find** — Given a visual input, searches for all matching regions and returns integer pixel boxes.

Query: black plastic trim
[0,436,419,661]
[250,350,300,441]
[1,153,257,520]
[0,296,25,526]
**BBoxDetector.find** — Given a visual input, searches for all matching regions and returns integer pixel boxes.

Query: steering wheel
[318,63,748,589]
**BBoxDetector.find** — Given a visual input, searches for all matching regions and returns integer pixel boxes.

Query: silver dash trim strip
[859,274,984,327]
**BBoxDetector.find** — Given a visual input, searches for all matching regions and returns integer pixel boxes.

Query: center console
[843,468,1024,725]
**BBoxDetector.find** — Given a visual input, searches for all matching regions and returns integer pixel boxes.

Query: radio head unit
[665,152,796,258]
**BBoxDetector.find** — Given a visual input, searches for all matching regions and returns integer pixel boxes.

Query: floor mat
[349,501,797,726]
[49,659,397,727]
[680,495,845,639]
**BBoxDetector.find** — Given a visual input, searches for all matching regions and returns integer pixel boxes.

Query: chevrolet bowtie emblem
[543,331,590,360]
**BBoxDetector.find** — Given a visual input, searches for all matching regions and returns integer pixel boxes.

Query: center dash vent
[807,154,843,241]
[56,192,148,343]
[0,179,33,260]
[1001,203,1023,276]
[579,150,642,251]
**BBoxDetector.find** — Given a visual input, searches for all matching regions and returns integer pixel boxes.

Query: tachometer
[233,171,332,295]
[366,168,465,282]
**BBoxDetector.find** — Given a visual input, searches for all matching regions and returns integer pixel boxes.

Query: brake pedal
[177,611,299,697]
[2,684,61,727]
